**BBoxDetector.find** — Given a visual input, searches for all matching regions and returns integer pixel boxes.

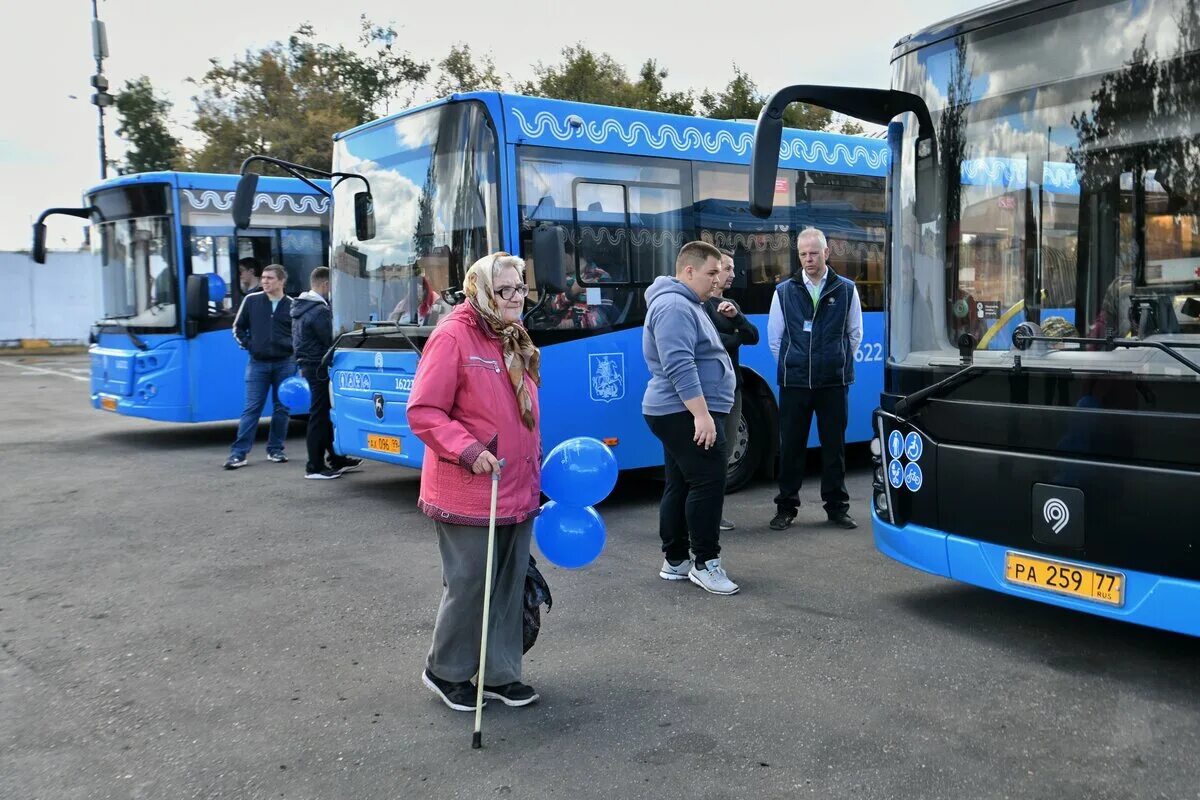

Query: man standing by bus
[292,267,362,479]
[767,228,862,530]
[643,241,739,595]
[224,265,296,469]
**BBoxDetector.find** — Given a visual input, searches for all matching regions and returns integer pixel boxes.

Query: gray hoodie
[641,276,735,416]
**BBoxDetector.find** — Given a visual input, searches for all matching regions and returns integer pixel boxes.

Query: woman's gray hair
[797,227,828,251]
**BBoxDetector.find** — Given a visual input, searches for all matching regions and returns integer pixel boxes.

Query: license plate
[100,396,118,411]
[366,433,401,454]
[1004,551,1124,607]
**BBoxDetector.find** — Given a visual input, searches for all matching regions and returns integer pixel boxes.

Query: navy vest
[776,271,856,388]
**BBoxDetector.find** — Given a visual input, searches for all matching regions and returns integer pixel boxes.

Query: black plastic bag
[522,555,553,654]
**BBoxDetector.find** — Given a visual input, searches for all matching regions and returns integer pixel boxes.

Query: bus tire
[725,395,766,494]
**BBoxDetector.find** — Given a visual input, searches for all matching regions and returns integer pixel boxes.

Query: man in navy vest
[767,228,863,530]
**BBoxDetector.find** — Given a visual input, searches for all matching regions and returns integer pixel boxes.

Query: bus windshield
[891,0,1200,378]
[330,101,501,334]
[94,215,177,330]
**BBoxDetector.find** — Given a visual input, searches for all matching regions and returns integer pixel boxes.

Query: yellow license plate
[100,396,118,411]
[1004,551,1124,606]
[366,433,401,454]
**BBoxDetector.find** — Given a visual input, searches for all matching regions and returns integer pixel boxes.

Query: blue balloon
[534,501,606,569]
[540,437,618,507]
[207,273,228,304]
[278,375,311,414]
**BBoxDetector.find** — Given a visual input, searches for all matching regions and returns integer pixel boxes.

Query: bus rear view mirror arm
[233,155,375,240]
[31,207,95,264]
[750,86,937,221]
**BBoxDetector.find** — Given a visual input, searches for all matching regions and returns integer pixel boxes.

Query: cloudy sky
[0,0,982,251]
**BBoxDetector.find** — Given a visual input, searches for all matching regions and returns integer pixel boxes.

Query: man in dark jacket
[224,265,296,469]
[292,267,362,479]
[767,228,863,530]
[705,249,759,531]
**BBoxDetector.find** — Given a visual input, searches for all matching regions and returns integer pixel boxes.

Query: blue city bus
[33,171,329,422]
[750,0,1200,635]
[325,92,887,490]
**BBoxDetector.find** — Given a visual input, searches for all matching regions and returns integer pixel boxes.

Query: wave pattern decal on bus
[180,189,330,215]
[576,226,687,249]
[510,108,888,172]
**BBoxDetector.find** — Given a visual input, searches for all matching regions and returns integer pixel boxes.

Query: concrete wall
[0,250,103,345]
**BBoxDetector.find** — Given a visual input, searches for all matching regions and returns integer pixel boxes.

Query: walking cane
[472,458,504,749]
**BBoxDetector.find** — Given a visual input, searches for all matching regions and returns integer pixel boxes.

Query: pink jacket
[407,303,542,526]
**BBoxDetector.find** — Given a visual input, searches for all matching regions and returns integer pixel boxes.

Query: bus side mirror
[531,225,567,293]
[31,223,47,264]
[232,172,259,229]
[186,274,211,322]
[354,191,376,241]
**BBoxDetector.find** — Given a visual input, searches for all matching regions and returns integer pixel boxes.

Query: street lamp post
[90,0,113,180]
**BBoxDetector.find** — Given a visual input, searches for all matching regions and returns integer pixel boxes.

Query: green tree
[114,76,182,173]
[518,44,694,114]
[434,44,504,95]
[699,66,831,130]
[187,18,429,173]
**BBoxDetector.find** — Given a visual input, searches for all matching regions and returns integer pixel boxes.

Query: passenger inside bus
[545,256,615,330]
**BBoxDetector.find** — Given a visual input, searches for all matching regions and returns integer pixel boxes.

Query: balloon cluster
[278,375,311,415]
[533,437,617,569]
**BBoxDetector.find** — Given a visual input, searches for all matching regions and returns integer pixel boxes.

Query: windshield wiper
[1012,326,1200,377]
[892,363,1013,419]
[97,319,149,351]
[349,320,424,355]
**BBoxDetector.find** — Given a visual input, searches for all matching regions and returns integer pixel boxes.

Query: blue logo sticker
[888,459,904,489]
[903,462,923,492]
[888,430,904,460]
[904,432,923,462]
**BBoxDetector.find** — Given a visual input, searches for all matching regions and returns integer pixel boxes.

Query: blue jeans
[230,358,296,458]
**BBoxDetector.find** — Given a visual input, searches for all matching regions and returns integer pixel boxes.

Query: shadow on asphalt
[895,583,1200,691]
[90,420,308,451]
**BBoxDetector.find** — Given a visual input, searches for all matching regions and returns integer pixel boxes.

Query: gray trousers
[427,519,532,685]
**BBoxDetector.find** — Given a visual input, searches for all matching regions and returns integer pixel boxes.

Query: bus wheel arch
[725,370,778,493]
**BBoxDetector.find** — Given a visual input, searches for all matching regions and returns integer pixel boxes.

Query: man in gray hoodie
[642,241,739,595]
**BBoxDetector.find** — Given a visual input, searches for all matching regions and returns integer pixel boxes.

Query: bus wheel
[725,397,765,494]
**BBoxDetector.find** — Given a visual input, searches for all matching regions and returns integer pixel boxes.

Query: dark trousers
[299,364,339,474]
[645,411,728,564]
[230,357,295,458]
[774,385,850,516]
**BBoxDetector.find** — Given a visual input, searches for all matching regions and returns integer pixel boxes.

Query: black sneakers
[768,510,795,530]
[304,469,342,480]
[422,670,483,712]
[828,512,858,529]
[332,457,363,475]
[483,681,540,707]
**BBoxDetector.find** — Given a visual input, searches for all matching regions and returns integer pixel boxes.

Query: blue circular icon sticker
[904,432,924,462]
[888,459,904,489]
[888,430,904,460]
[903,462,924,492]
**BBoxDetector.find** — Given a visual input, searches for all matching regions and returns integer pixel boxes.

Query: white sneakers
[659,557,740,595]
[689,558,740,595]
[659,558,693,581]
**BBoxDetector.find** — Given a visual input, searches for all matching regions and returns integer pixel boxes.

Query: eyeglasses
[496,284,530,301]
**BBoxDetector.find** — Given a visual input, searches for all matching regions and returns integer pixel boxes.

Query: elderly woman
[407,252,542,712]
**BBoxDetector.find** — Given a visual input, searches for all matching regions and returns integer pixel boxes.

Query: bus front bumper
[872,511,1200,638]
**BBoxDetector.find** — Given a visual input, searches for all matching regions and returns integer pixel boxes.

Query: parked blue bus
[34,171,329,422]
[750,0,1200,635]
[324,92,887,490]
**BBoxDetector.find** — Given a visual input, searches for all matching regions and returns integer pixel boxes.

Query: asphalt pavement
[2,354,1198,800]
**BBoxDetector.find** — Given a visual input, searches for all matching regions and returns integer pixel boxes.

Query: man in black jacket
[705,249,760,530]
[292,267,362,479]
[224,265,296,469]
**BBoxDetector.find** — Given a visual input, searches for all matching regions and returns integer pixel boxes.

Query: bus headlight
[874,465,884,485]
[874,492,889,514]
[869,437,882,457]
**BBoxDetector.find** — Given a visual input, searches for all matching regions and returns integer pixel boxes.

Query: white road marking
[0,359,90,382]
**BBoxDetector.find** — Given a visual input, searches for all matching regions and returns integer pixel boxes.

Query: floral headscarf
[464,253,541,429]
